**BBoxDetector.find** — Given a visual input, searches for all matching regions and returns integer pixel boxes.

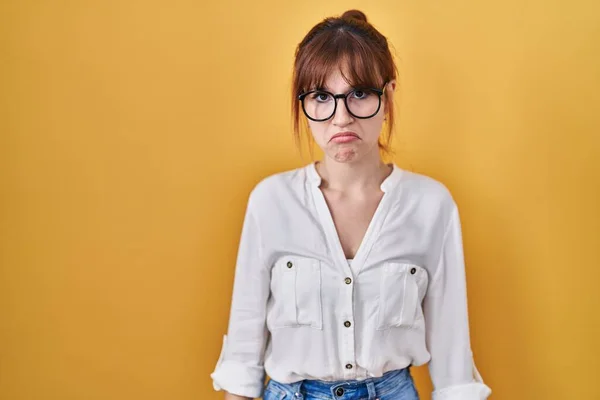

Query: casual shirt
[210,162,492,400]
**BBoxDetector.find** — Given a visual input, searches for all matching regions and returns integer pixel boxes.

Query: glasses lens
[346,89,381,118]
[302,91,335,120]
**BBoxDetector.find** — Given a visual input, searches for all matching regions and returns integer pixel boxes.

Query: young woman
[211,10,492,400]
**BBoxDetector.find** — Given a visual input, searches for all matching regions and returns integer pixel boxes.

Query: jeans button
[335,387,345,396]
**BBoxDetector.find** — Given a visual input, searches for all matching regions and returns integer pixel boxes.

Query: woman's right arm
[210,194,271,399]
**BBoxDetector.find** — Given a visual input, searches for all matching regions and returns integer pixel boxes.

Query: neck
[315,154,392,192]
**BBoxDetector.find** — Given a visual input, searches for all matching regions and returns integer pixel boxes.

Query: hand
[224,391,252,400]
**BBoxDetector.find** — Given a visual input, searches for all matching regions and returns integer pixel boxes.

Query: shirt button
[287,261,293,268]
[344,321,351,327]
[335,387,345,396]
[344,277,352,284]
[410,267,416,274]
[345,363,353,369]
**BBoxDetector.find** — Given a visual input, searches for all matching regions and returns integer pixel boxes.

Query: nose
[331,97,353,127]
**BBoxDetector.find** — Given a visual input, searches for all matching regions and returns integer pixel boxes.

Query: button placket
[341,272,356,379]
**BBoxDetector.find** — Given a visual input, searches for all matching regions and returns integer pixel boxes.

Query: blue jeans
[263,368,419,400]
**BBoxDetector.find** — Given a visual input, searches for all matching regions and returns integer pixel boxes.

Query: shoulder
[399,169,455,202]
[394,168,458,217]
[246,164,309,209]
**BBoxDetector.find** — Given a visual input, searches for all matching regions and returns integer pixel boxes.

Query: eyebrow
[317,85,355,92]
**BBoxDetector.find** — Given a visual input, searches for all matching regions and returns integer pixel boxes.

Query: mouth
[330,132,360,144]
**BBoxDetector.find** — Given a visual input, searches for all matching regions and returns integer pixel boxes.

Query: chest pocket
[268,256,322,330]
[377,262,429,331]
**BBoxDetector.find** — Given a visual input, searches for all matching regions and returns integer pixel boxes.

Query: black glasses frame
[297,83,387,122]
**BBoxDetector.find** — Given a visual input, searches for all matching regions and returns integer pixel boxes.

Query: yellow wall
[1,1,598,399]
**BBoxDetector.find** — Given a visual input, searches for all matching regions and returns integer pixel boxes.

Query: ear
[386,79,397,94]
[382,79,396,113]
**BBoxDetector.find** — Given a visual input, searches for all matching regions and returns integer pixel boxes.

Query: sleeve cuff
[210,335,265,398]
[432,360,491,400]
[432,382,492,400]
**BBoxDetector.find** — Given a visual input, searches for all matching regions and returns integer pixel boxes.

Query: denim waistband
[267,367,414,400]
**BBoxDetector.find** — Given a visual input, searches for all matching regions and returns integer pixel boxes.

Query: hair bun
[341,9,368,23]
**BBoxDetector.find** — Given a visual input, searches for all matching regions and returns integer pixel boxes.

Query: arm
[210,197,271,399]
[423,205,492,400]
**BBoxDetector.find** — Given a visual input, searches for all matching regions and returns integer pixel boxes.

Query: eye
[352,90,369,99]
[311,91,332,103]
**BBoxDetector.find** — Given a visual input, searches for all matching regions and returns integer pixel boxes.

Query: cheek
[306,113,385,148]
[359,116,385,141]
[307,121,327,144]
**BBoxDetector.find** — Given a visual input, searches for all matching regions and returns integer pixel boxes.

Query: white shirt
[210,162,492,400]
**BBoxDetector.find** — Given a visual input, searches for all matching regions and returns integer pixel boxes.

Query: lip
[330,131,360,143]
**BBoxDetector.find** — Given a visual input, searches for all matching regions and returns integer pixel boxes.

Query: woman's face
[306,69,395,164]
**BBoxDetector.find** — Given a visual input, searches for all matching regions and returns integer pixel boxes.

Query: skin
[223,68,397,400]
[224,393,250,400]
[308,68,396,170]
[310,68,397,259]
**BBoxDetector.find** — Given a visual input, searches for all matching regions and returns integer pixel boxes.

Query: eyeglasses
[298,83,387,122]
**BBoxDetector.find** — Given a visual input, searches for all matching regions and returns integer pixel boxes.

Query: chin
[331,147,360,163]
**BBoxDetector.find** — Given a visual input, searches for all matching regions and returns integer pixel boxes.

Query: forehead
[299,55,383,93]
[321,69,353,91]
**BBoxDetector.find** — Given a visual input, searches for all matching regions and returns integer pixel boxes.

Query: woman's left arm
[423,204,492,400]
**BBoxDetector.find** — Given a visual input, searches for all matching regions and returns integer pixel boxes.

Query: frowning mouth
[330,132,360,143]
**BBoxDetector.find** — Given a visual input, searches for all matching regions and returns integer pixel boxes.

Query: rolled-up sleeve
[210,195,270,398]
[423,205,492,400]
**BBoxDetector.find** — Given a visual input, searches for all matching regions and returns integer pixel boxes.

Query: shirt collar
[306,161,402,193]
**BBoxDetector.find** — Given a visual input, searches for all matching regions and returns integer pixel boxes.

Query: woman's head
[292,10,398,163]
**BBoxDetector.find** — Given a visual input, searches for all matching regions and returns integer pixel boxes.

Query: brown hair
[292,9,398,157]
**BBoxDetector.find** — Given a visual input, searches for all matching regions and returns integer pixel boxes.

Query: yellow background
[1,1,598,399]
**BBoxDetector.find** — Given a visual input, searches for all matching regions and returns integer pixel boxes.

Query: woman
[211,9,492,400]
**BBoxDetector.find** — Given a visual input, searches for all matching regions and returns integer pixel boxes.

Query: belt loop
[291,381,303,399]
[366,380,377,400]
